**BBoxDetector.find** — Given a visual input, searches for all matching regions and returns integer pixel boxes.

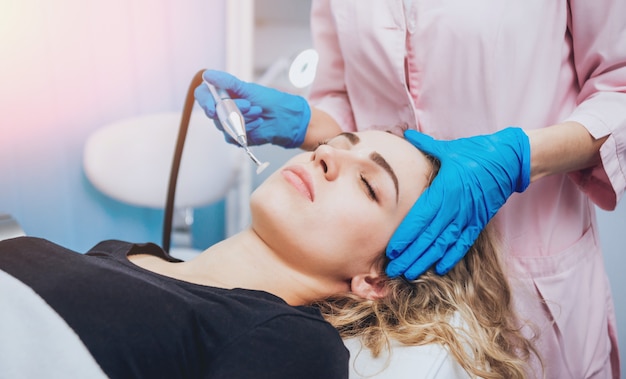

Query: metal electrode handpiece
[204,82,247,147]
[204,81,270,174]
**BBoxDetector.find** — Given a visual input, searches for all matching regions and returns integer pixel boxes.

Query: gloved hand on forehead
[386,127,531,279]
[194,69,311,148]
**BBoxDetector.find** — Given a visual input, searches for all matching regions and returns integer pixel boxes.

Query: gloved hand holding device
[194,70,311,148]
[386,127,531,279]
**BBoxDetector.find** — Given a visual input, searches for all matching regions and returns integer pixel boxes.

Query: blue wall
[0,0,228,252]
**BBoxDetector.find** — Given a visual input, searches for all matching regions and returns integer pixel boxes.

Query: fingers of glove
[233,101,263,130]
[194,84,217,118]
[218,119,266,146]
[232,99,252,114]
[386,170,464,260]
[386,228,455,279]
[243,105,263,119]
[245,118,264,133]
[233,117,269,146]
[389,194,471,279]
[403,130,443,157]
[232,99,263,122]
[195,83,257,122]
[433,225,481,275]
[402,239,451,279]
[245,120,269,145]
[403,216,467,279]
[385,238,434,278]
[434,244,469,275]
[385,182,468,279]
[386,188,442,259]
[202,70,245,95]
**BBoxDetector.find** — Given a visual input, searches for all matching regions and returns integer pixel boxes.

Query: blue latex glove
[386,127,531,279]
[194,70,311,148]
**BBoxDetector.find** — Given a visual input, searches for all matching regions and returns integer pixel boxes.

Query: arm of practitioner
[553,0,626,210]
[526,122,607,188]
[208,315,348,379]
[387,0,626,279]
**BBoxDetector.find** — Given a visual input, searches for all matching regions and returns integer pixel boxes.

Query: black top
[0,237,349,379]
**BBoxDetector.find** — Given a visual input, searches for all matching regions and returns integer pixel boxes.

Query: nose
[312,144,341,181]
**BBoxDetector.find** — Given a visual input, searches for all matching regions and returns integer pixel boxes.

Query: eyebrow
[339,132,400,203]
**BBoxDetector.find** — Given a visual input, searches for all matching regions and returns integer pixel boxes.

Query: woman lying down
[0,130,539,379]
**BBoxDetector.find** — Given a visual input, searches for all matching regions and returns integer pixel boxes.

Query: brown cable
[162,69,205,253]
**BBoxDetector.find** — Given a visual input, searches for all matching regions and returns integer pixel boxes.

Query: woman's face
[250,130,432,283]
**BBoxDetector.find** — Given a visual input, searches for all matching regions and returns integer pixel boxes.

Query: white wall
[596,202,626,370]
[0,0,227,251]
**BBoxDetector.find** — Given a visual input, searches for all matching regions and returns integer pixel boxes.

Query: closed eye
[360,174,378,202]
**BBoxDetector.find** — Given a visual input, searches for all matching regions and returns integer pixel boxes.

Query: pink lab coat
[308,0,626,378]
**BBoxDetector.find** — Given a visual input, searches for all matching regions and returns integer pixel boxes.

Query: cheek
[318,197,394,261]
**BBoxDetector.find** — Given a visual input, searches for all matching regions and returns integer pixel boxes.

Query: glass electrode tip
[244,147,270,174]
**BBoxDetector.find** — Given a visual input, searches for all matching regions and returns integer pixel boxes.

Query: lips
[281,166,314,202]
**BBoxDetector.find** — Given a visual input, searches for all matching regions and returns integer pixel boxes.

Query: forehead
[350,131,424,168]
[353,130,410,152]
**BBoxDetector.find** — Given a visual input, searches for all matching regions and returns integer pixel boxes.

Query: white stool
[83,110,248,260]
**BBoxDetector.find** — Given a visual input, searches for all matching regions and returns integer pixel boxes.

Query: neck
[178,229,346,306]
